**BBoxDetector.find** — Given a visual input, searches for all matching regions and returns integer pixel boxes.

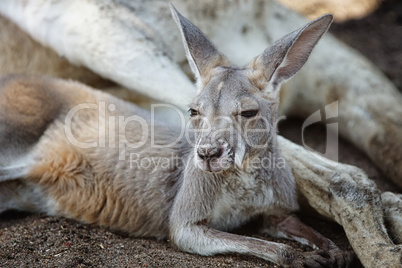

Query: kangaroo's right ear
[248,14,333,96]
[170,4,230,90]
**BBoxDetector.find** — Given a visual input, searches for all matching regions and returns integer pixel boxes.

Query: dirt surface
[1,1,402,267]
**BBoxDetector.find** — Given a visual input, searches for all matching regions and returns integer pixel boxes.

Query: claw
[294,250,331,268]
[327,248,356,268]
[296,248,356,268]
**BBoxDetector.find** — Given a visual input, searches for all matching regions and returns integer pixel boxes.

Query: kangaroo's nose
[197,146,223,160]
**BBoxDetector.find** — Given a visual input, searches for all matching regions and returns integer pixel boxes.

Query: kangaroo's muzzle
[195,143,233,173]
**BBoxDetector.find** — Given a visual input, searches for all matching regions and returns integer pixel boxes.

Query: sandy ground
[1,0,401,267]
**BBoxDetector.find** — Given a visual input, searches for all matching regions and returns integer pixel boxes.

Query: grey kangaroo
[0,5,354,267]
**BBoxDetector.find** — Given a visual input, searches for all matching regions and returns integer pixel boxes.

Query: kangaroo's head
[171,5,332,173]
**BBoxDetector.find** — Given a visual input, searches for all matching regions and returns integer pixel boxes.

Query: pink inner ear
[275,24,327,83]
[246,15,332,94]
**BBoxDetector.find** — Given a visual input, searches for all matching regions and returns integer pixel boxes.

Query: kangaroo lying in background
[0,5,354,267]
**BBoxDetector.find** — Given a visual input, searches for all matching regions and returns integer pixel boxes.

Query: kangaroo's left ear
[248,14,333,95]
[170,4,230,91]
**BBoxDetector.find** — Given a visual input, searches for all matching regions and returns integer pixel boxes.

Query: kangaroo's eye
[189,108,199,117]
[240,110,258,118]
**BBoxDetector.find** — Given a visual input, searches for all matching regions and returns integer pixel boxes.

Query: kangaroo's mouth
[195,144,234,173]
[197,157,232,173]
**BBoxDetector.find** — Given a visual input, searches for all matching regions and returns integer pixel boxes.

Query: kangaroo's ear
[248,14,333,95]
[170,4,230,89]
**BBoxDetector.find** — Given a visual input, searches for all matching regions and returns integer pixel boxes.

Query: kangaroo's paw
[326,243,356,268]
[261,214,355,268]
[291,250,331,268]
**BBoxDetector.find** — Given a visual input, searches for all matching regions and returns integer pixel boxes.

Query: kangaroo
[0,5,354,267]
